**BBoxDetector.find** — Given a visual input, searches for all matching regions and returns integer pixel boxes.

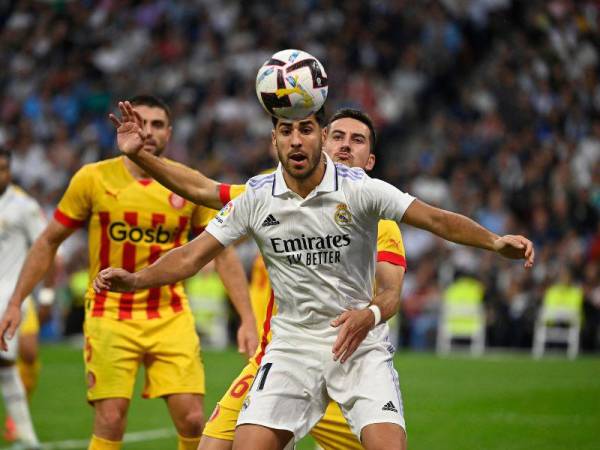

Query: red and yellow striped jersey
[218,183,407,366]
[55,157,217,321]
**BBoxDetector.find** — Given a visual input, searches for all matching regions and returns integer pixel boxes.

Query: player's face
[272,116,323,180]
[132,105,172,156]
[0,156,10,194]
[324,117,375,171]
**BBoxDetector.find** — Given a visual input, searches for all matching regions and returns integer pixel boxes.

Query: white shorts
[237,336,405,442]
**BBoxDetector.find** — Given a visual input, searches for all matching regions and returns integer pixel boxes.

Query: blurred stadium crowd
[1,0,598,352]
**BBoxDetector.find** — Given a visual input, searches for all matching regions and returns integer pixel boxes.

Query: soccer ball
[256,49,328,120]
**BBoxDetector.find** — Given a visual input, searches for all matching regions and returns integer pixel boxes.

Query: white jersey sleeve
[205,189,254,246]
[23,197,47,245]
[358,177,416,223]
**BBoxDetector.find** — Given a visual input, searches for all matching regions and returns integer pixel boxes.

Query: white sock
[0,365,40,448]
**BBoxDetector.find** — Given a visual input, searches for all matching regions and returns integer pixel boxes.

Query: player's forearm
[130,150,222,209]
[9,237,59,308]
[214,247,255,325]
[403,200,498,251]
[371,265,405,322]
[133,233,224,290]
[370,289,401,322]
[371,281,402,322]
[434,210,498,250]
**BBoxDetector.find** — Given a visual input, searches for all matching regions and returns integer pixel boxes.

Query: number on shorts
[230,374,254,398]
[256,362,272,391]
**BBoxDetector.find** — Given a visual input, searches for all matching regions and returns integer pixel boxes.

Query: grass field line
[0,427,176,450]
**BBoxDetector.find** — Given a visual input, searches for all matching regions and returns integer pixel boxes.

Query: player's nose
[290,129,302,147]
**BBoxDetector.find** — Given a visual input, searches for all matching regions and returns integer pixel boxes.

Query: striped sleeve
[54,165,94,228]
[376,220,407,269]
[191,205,219,235]
[218,183,246,205]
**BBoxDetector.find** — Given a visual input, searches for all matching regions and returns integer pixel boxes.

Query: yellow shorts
[83,311,204,402]
[20,297,39,336]
[204,361,362,449]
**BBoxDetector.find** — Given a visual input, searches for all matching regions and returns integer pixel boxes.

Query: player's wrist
[368,304,382,329]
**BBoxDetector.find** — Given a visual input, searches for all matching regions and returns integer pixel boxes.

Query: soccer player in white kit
[91,110,532,450]
[0,147,41,450]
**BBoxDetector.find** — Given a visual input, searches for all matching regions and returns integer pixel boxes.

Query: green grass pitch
[1,344,599,449]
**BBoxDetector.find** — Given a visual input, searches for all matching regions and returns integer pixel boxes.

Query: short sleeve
[360,178,415,224]
[191,205,219,235]
[218,183,246,205]
[205,189,253,247]
[54,165,94,228]
[376,220,407,269]
[23,198,47,245]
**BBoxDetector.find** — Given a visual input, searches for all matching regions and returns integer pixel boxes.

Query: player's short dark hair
[327,108,377,153]
[128,94,172,123]
[0,146,11,162]
[270,107,327,128]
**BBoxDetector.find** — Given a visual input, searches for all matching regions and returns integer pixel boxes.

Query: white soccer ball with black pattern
[256,49,328,120]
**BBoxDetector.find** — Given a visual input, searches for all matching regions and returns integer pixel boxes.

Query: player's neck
[122,156,152,180]
[283,159,326,198]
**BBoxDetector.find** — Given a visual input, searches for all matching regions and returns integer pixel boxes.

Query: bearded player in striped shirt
[0,95,257,450]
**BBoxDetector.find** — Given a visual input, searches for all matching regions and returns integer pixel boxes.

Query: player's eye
[332,134,343,140]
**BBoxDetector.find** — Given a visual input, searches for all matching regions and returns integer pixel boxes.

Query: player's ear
[167,125,173,141]
[365,153,375,171]
[322,126,328,142]
[271,129,276,146]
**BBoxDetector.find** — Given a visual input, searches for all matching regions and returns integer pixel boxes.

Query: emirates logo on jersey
[169,193,186,209]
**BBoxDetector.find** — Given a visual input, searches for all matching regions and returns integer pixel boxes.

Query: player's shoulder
[246,172,275,194]
[7,184,36,204]
[73,156,121,178]
[335,163,367,184]
[5,185,41,213]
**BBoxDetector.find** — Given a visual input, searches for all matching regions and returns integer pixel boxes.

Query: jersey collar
[272,153,338,197]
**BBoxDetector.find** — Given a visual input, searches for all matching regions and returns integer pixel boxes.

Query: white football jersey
[0,185,46,309]
[206,154,415,345]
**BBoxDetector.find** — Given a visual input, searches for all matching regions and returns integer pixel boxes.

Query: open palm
[109,101,146,155]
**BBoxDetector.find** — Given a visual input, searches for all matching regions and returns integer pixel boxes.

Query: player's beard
[143,140,165,156]
[276,140,322,180]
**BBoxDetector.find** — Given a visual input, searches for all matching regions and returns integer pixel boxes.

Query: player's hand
[0,303,22,352]
[93,268,137,293]
[493,235,535,268]
[331,309,374,363]
[236,319,259,358]
[108,101,146,156]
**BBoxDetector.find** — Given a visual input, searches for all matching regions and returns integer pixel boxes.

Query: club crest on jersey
[169,193,186,209]
[216,201,234,223]
[334,203,352,226]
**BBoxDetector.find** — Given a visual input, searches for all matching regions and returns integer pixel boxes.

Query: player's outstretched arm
[93,231,225,293]
[109,101,223,210]
[214,247,258,357]
[331,261,405,363]
[402,199,535,268]
[0,220,74,351]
